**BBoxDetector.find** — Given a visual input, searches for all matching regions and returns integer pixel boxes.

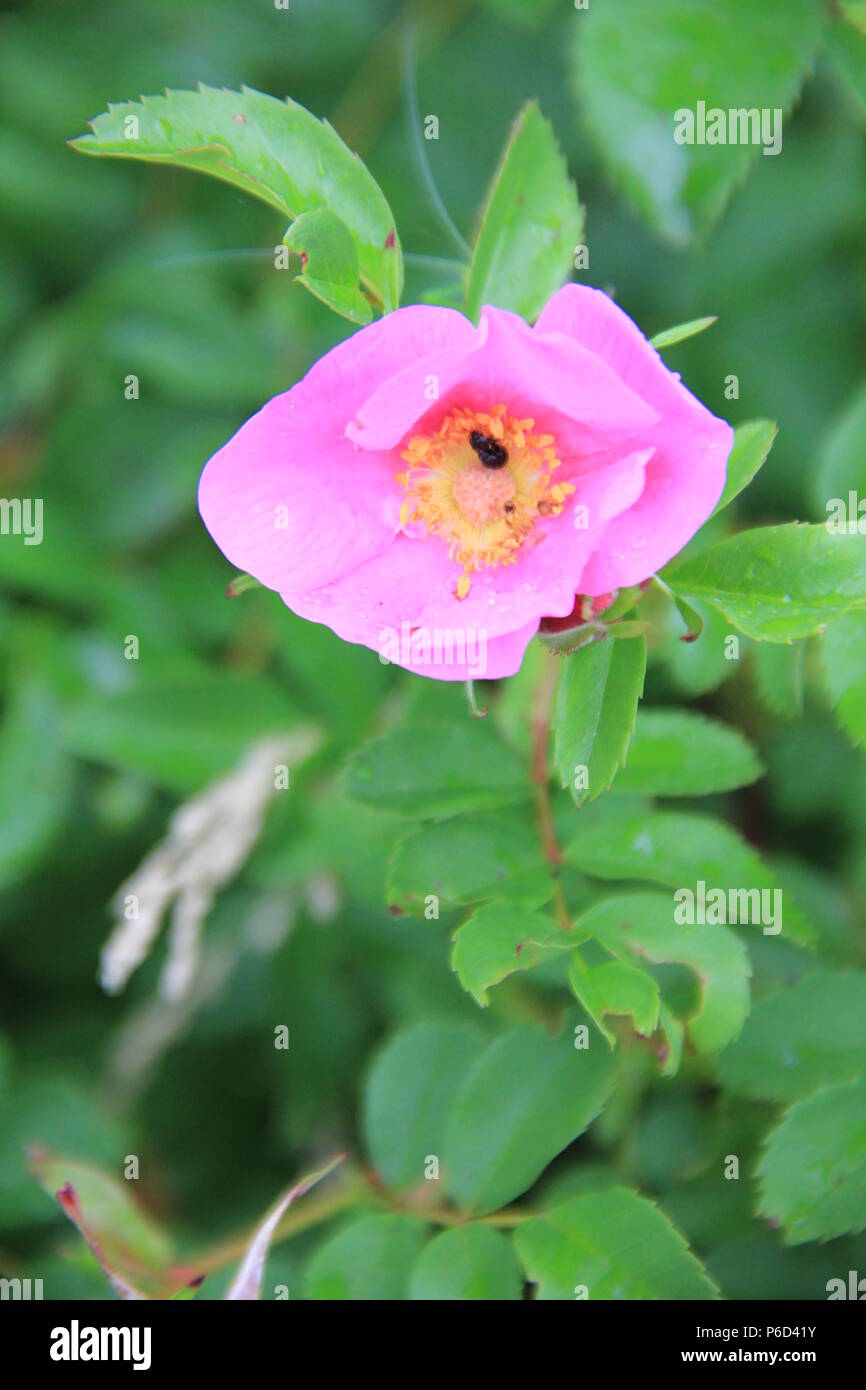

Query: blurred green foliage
[1,0,866,1300]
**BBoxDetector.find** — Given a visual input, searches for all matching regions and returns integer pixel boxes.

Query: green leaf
[538,620,605,655]
[362,1022,487,1193]
[607,619,650,640]
[30,1152,173,1299]
[717,971,866,1103]
[664,524,866,642]
[822,609,866,746]
[577,0,824,243]
[442,1021,617,1214]
[711,420,778,516]
[273,608,389,739]
[408,1226,523,1300]
[757,1082,866,1244]
[665,588,704,642]
[464,100,583,323]
[305,1214,428,1300]
[386,808,549,915]
[225,573,263,599]
[0,684,72,890]
[343,719,530,819]
[657,597,737,698]
[568,955,660,1048]
[658,1004,685,1078]
[71,85,402,312]
[815,384,866,520]
[574,893,750,1057]
[826,17,866,111]
[841,1,866,33]
[451,903,566,1006]
[612,708,764,796]
[565,808,814,947]
[754,640,805,719]
[514,1188,718,1299]
[63,673,313,794]
[650,315,717,350]
[0,1075,123,1231]
[553,633,647,805]
[282,208,373,325]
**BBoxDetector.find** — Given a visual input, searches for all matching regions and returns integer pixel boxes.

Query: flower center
[396,404,573,599]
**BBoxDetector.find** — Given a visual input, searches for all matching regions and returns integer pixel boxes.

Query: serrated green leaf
[650,315,717,350]
[451,903,566,1006]
[574,893,750,1056]
[282,208,373,325]
[565,809,814,947]
[71,85,402,311]
[464,101,583,323]
[717,971,866,1103]
[386,808,549,915]
[442,1022,617,1214]
[343,719,530,819]
[612,708,764,796]
[553,633,647,805]
[757,1082,866,1244]
[822,610,866,746]
[568,955,660,1048]
[514,1187,718,1299]
[577,0,824,244]
[305,1214,428,1300]
[362,1023,487,1193]
[712,420,778,516]
[408,1225,522,1300]
[664,524,866,642]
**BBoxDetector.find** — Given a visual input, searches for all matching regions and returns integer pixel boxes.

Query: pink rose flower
[198,285,732,680]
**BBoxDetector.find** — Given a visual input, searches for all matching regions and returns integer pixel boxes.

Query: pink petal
[281,447,649,681]
[536,285,732,590]
[198,306,473,594]
[347,306,658,455]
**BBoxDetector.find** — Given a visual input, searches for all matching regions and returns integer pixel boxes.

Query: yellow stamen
[397,404,569,590]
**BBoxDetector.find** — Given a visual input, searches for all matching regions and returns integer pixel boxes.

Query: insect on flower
[198,286,732,680]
